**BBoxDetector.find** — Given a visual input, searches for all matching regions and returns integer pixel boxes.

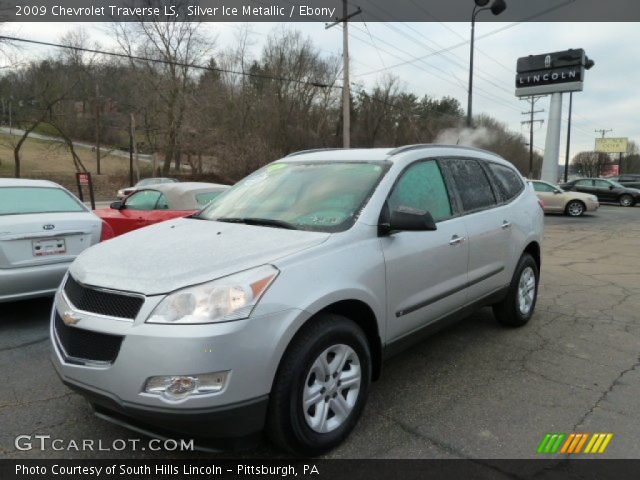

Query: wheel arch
[523,240,541,272]
[273,299,383,387]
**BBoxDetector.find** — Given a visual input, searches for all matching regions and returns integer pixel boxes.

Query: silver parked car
[0,179,107,303]
[50,146,544,454]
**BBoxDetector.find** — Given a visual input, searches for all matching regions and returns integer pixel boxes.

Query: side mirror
[110,201,123,210]
[379,204,437,236]
[609,185,615,190]
[554,190,562,195]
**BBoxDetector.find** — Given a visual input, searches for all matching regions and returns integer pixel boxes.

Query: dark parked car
[559,178,640,207]
[609,174,640,189]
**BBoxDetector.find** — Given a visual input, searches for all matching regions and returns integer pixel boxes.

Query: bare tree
[112,3,211,174]
[572,151,612,178]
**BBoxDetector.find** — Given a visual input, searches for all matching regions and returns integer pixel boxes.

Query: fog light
[144,371,229,400]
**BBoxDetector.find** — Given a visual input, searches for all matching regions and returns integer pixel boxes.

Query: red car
[96,182,229,237]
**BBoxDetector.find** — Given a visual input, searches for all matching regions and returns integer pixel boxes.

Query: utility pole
[129,114,134,187]
[521,96,544,178]
[326,0,361,148]
[130,113,140,183]
[595,128,612,138]
[94,83,102,175]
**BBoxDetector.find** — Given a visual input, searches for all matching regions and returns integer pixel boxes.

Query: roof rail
[285,148,345,158]
[388,144,490,156]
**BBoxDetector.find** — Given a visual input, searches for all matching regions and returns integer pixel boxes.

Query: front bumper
[51,288,309,440]
[585,199,600,211]
[58,373,268,447]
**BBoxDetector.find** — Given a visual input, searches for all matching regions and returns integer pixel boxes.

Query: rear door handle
[449,235,465,246]
[501,221,512,230]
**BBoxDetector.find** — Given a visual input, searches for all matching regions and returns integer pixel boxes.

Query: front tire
[493,253,539,327]
[267,314,371,456]
[565,200,585,217]
[619,194,634,207]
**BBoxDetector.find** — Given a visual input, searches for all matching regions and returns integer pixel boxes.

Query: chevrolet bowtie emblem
[62,311,81,326]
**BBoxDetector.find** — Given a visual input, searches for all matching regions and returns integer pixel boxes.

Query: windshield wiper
[215,217,298,230]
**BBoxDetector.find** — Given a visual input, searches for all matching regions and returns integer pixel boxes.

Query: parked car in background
[97,182,229,237]
[116,177,178,200]
[608,174,640,189]
[559,178,640,207]
[52,145,543,455]
[531,180,599,217]
[0,179,113,303]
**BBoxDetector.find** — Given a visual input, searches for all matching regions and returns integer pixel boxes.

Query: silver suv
[51,145,543,455]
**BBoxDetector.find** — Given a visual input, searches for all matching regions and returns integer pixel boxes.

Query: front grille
[54,312,123,364]
[64,276,143,320]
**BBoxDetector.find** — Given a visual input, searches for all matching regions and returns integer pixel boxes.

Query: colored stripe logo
[537,433,613,454]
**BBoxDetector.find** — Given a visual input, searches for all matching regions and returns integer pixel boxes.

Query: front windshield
[610,180,625,188]
[198,161,390,232]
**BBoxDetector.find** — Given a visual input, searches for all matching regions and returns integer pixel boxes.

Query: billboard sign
[595,137,628,154]
[516,49,590,97]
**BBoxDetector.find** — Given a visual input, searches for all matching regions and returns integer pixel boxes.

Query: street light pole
[467,0,506,128]
[467,5,479,128]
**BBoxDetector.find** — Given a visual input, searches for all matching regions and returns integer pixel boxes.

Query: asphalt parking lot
[1,205,639,460]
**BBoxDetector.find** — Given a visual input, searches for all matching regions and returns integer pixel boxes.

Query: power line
[353,0,576,79]
[0,35,338,90]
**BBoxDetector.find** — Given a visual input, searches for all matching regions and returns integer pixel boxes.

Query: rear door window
[446,159,497,213]
[533,182,556,193]
[576,180,593,187]
[487,163,524,201]
[388,160,452,222]
[0,187,85,216]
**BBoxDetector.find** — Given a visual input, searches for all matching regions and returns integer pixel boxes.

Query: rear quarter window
[487,162,525,202]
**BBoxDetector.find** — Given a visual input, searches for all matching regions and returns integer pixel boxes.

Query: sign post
[75,172,96,210]
[516,49,594,183]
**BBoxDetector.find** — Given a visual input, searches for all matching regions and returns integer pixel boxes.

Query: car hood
[69,218,330,295]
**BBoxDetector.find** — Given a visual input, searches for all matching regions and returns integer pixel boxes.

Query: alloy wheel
[517,267,536,316]
[567,201,584,216]
[302,344,361,433]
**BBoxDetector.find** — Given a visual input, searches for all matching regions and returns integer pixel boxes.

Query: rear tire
[493,253,539,327]
[267,314,371,456]
[619,194,634,207]
[565,200,585,217]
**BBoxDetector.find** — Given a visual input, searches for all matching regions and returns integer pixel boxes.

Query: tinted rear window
[447,159,497,212]
[487,163,524,201]
[0,187,85,216]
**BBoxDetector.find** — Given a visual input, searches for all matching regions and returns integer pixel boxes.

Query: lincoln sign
[516,49,592,97]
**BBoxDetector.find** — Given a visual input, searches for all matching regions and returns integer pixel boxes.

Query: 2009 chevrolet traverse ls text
[51,145,543,455]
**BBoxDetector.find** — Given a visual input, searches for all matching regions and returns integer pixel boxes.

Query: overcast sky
[4,20,638,164]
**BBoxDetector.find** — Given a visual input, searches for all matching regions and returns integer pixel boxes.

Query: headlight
[147,265,278,324]
[591,195,598,202]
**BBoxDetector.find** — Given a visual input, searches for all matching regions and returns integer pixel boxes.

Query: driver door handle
[449,235,465,246]
[501,221,512,230]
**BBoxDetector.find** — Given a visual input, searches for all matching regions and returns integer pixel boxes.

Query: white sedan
[0,179,112,303]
